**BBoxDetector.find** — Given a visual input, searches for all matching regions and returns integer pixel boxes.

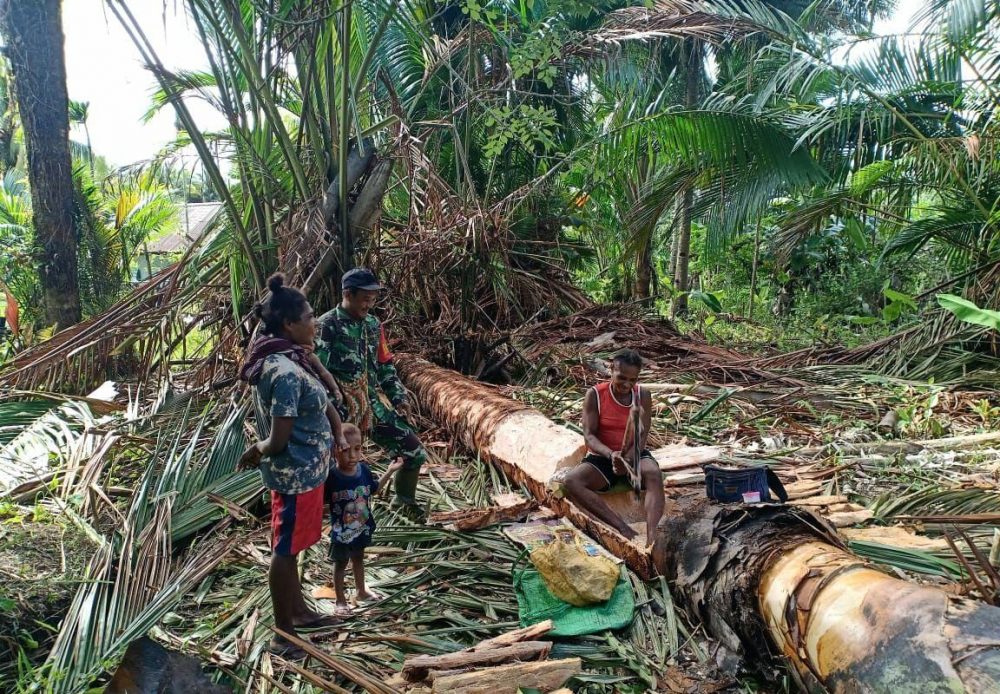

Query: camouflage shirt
[315,306,407,430]
[252,353,332,494]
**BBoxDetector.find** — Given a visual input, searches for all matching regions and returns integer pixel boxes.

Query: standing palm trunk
[0,0,80,330]
[672,38,700,317]
[634,237,653,299]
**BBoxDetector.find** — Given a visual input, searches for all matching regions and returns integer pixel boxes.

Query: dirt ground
[0,504,93,689]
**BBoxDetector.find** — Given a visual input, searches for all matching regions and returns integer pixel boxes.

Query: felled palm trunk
[397,354,1000,692]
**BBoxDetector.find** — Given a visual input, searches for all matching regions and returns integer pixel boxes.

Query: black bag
[703,464,788,504]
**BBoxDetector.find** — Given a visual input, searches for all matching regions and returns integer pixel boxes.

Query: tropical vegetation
[4,0,1000,691]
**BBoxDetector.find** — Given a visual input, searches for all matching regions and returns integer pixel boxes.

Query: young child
[326,423,403,616]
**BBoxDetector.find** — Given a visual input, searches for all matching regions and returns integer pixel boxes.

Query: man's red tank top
[590,381,638,453]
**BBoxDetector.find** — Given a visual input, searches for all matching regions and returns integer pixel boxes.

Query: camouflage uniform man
[315,268,427,508]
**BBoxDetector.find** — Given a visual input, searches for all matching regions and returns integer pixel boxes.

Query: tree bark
[397,353,1000,693]
[672,39,701,318]
[672,186,693,316]
[429,659,581,694]
[747,218,761,317]
[634,235,653,299]
[0,0,81,330]
[667,208,680,285]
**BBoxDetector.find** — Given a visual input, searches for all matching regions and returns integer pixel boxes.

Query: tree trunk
[672,39,701,318]
[667,210,680,285]
[634,236,653,299]
[672,186,693,316]
[0,0,81,330]
[304,149,391,297]
[397,354,1000,693]
[747,218,761,317]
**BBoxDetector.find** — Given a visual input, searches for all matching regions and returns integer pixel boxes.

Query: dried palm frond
[376,121,590,343]
[589,1,775,48]
[30,397,255,692]
[0,396,98,495]
[0,253,228,395]
[875,486,1000,520]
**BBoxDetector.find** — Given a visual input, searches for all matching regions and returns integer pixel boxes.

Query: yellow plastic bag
[528,535,619,606]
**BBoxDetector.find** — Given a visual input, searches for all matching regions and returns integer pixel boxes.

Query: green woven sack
[513,553,635,637]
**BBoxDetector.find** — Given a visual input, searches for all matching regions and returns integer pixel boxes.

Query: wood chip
[825,509,874,527]
[491,492,528,508]
[466,620,553,652]
[784,480,824,500]
[311,584,338,600]
[664,472,705,486]
[651,443,724,472]
[827,502,867,513]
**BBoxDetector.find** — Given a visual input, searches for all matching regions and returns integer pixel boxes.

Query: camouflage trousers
[370,410,427,472]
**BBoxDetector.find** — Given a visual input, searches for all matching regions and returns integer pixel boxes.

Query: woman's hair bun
[266,273,286,293]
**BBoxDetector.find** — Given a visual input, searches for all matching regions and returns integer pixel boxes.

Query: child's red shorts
[271,483,324,556]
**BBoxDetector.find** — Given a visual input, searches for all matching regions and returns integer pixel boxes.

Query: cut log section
[650,442,724,472]
[429,658,581,694]
[402,642,551,682]
[428,499,537,531]
[466,620,553,651]
[398,354,1000,693]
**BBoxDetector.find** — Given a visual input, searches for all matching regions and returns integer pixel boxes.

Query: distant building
[136,202,224,280]
[146,202,224,254]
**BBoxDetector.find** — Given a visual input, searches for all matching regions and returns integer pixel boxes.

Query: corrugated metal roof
[146,202,224,254]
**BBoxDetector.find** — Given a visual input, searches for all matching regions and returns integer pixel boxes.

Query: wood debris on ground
[427,497,538,531]
[4,306,1000,691]
[386,620,583,693]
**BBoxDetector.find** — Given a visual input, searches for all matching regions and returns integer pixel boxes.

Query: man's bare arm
[582,388,614,458]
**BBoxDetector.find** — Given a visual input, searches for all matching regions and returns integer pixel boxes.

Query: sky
[61,0,922,170]
[62,0,220,169]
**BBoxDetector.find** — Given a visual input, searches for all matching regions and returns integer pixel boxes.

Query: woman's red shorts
[271,483,324,556]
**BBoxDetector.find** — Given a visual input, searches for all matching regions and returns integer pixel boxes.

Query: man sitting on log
[563,349,664,546]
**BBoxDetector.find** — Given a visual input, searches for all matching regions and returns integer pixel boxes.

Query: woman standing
[239,274,345,656]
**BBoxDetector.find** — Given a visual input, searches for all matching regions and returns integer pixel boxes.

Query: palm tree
[588,0,892,310]
[108,0,606,341]
[68,100,95,175]
[596,0,1000,376]
[0,56,19,173]
[74,168,177,315]
[0,0,81,330]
